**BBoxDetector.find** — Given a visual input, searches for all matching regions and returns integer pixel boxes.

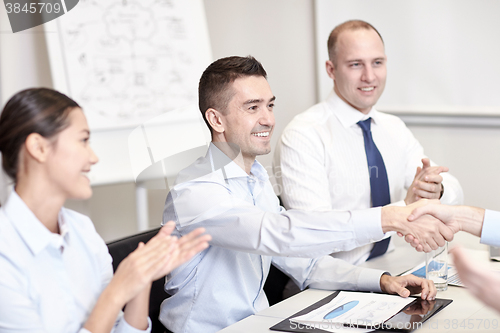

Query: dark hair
[327,20,384,65]
[0,88,79,182]
[198,56,267,132]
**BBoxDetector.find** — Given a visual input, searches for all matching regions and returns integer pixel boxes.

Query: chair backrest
[263,196,291,305]
[107,228,170,333]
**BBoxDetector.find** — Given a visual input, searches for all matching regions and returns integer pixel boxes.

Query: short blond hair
[327,20,384,65]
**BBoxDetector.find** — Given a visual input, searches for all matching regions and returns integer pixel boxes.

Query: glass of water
[426,242,448,291]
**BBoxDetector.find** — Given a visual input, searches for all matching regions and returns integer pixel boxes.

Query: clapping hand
[111,222,210,304]
[405,158,447,204]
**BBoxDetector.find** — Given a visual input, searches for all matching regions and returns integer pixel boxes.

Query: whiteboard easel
[44,0,213,231]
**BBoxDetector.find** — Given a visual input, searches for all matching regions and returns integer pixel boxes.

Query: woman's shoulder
[0,208,31,282]
[0,208,22,251]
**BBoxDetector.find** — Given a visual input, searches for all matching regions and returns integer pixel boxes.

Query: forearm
[381,206,407,234]
[271,255,385,292]
[84,284,124,333]
[304,256,385,292]
[457,206,485,237]
[178,207,384,258]
[123,283,151,330]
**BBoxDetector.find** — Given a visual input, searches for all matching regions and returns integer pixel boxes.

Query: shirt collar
[4,191,68,256]
[249,160,269,182]
[58,209,70,239]
[208,143,269,182]
[325,90,381,128]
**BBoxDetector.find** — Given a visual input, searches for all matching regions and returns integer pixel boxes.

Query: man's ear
[24,133,51,163]
[205,108,225,134]
[325,60,336,80]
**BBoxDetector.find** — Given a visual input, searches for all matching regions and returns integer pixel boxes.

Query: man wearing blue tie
[274,20,464,266]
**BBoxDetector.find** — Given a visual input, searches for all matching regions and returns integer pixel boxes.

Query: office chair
[263,196,292,305]
[107,228,171,333]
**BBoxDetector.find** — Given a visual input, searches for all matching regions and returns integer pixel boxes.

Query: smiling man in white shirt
[159,55,453,332]
[274,20,464,267]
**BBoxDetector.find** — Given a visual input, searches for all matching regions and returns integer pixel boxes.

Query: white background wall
[1,0,500,241]
[314,0,500,115]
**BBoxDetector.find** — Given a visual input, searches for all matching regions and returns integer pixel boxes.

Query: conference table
[219,232,500,333]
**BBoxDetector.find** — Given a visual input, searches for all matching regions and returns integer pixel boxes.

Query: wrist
[380,273,392,293]
[381,206,406,234]
[459,206,485,237]
[404,191,414,205]
[123,283,151,331]
[102,280,128,309]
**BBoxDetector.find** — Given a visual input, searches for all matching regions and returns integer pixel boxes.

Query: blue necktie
[357,118,391,260]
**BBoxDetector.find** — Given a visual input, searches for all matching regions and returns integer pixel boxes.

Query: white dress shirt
[481,210,500,247]
[0,191,150,333]
[160,143,387,333]
[274,91,464,264]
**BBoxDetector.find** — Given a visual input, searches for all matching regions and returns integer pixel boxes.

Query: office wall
[0,8,53,206]
[314,0,500,115]
[203,0,317,174]
[0,0,318,241]
[408,125,500,211]
[1,1,500,242]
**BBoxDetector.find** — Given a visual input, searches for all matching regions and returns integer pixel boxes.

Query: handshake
[385,197,500,315]
[381,199,483,252]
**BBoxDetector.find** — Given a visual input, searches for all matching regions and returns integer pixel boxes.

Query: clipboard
[269,291,452,333]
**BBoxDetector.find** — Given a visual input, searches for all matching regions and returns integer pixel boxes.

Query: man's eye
[350,62,360,67]
[268,103,275,109]
[249,105,258,111]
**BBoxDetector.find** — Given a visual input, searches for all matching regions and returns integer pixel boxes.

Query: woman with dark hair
[0,88,211,333]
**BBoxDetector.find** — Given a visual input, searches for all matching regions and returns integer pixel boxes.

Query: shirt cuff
[356,269,387,293]
[351,207,385,246]
[115,316,152,333]
[480,209,500,247]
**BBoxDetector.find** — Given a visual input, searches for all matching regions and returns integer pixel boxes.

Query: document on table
[290,291,415,330]
[402,261,463,286]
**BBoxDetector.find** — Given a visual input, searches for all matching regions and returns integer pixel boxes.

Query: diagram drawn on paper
[47,0,212,130]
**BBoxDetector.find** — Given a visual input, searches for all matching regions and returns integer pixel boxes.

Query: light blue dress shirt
[481,209,500,247]
[160,144,387,332]
[0,191,151,333]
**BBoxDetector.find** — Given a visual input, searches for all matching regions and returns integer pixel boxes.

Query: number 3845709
[444,319,498,330]
[5,2,62,14]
